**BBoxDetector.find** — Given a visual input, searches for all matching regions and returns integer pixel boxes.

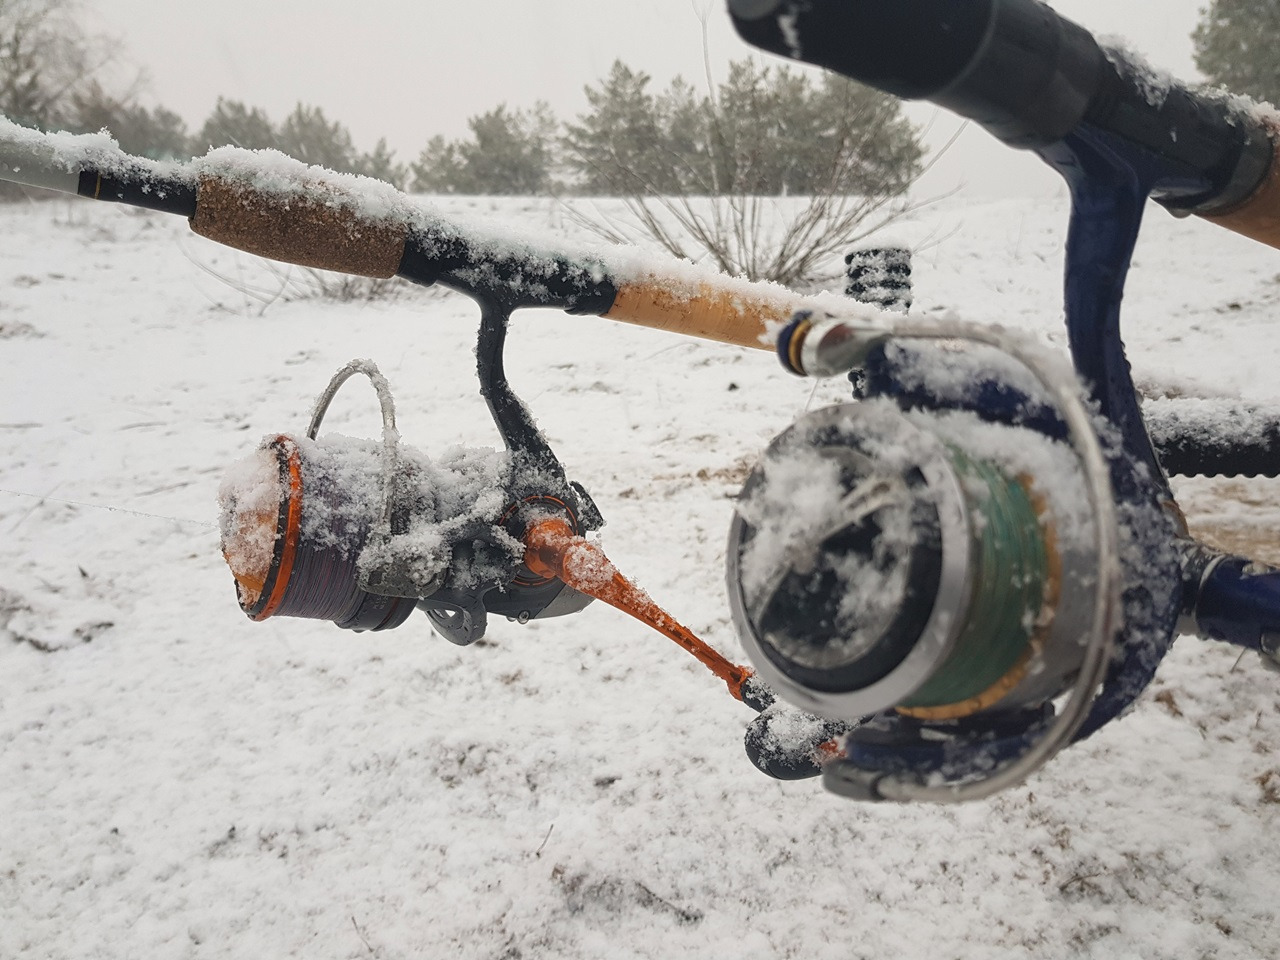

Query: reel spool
[219,434,420,631]
[727,400,1096,724]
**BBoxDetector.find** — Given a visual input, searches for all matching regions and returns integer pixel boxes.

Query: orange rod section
[1201,136,1280,252]
[523,517,755,701]
[602,280,806,350]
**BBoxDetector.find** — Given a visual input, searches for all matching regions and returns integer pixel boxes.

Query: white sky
[85,0,1210,197]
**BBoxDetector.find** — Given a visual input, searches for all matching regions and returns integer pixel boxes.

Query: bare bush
[562,57,930,287]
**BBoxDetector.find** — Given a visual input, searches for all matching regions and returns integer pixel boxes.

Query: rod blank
[0,137,81,194]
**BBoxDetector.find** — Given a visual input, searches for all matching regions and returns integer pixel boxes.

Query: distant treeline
[2,1,920,198]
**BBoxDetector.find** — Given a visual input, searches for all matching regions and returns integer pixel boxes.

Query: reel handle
[523,517,759,703]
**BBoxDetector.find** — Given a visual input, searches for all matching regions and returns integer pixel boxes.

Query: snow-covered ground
[2,188,1279,959]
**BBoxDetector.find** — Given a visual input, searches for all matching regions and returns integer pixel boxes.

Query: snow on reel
[728,400,1093,727]
[218,359,595,645]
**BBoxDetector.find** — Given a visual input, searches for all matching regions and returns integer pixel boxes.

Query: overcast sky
[85,0,1211,197]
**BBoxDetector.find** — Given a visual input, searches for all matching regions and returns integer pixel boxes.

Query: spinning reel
[220,358,597,646]
[730,258,1110,739]
[218,302,768,714]
[219,298,609,648]
[719,0,1280,800]
[728,304,1177,801]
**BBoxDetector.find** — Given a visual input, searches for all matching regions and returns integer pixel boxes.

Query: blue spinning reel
[720,0,1280,802]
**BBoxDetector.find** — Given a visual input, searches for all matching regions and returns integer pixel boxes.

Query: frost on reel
[727,399,1100,727]
[216,360,595,644]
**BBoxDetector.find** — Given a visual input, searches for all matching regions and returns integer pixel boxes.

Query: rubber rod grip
[83,170,197,216]
[1147,399,1280,477]
[190,176,408,277]
[728,0,994,100]
[728,0,1103,148]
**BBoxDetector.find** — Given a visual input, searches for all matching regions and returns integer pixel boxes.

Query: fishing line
[0,487,217,528]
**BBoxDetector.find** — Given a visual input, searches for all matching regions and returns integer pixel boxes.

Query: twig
[1059,871,1105,892]
[351,916,376,955]
[535,823,555,857]
[635,881,703,925]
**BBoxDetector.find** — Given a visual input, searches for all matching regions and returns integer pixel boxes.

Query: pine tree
[1194,0,1280,103]
[411,134,466,193]
[276,103,357,172]
[563,61,676,195]
[709,59,813,195]
[462,104,555,194]
[71,83,192,160]
[197,98,277,152]
[410,104,557,194]
[355,137,408,189]
[812,72,922,196]
[658,76,713,193]
[564,56,924,285]
[562,58,920,202]
[142,106,192,160]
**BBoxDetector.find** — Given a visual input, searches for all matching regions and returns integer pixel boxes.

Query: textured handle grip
[190,177,408,278]
[728,0,1101,149]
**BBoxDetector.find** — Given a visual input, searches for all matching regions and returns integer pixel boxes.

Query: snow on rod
[5,0,1280,333]
[0,118,825,351]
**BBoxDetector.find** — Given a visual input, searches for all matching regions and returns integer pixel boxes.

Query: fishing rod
[0,121,812,347]
[2,0,1278,803]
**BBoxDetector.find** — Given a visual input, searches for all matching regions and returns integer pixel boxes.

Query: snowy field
[3,187,1280,959]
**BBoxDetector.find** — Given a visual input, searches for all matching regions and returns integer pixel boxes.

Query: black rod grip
[728,0,1274,212]
[729,0,996,100]
[728,0,1104,148]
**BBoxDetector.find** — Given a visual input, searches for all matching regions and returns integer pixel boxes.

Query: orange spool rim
[245,436,304,621]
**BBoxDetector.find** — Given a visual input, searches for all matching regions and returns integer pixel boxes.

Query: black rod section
[727,0,1272,209]
[77,168,197,217]
[728,0,1102,148]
